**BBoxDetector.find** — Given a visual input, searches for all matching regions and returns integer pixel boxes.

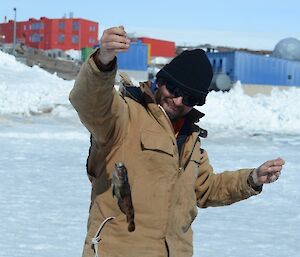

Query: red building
[138,37,176,58]
[0,17,98,50]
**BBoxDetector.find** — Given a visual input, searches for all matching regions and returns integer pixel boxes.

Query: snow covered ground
[0,51,299,257]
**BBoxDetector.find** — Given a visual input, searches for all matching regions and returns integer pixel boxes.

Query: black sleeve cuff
[247,172,263,192]
[92,49,117,72]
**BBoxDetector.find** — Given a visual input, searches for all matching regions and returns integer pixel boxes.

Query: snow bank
[1,50,300,134]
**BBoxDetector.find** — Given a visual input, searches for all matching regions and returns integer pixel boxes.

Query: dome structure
[272,37,300,61]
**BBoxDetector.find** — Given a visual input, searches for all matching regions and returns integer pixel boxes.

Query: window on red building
[72,21,79,31]
[58,34,65,43]
[72,35,78,44]
[59,22,65,30]
[89,37,95,44]
[31,33,43,42]
[89,26,96,32]
[30,22,44,30]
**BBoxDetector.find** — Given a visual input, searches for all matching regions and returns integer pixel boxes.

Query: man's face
[154,85,193,121]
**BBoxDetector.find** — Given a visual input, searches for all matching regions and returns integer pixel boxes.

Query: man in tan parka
[69,26,285,257]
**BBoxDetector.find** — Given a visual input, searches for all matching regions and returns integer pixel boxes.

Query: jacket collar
[122,82,207,138]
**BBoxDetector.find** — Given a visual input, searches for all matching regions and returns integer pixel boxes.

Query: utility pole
[13,7,17,55]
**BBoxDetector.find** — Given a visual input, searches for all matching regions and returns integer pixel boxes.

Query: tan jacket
[69,54,260,257]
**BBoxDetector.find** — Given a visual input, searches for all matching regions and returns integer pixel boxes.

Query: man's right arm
[69,26,131,146]
[69,50,125,146]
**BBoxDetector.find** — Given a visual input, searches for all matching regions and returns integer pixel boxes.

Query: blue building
[207,51,300,87]
[117,40,148,71]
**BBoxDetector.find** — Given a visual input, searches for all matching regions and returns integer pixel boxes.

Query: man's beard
[154,89,186,122]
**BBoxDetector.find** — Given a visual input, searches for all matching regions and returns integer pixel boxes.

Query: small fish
[112,162,135,232]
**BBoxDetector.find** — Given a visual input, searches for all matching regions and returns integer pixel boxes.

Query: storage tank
[272,37,300,61]
[209,73,232,91]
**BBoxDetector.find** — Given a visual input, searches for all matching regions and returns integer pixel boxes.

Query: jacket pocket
[141,130,174,156]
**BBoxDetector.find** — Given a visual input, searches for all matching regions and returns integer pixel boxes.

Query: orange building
[137,37,176,58]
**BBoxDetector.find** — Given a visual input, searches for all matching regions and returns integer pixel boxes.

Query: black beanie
[156,49,213,103]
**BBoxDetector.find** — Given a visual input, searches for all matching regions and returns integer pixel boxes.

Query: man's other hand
[251,158,285,186]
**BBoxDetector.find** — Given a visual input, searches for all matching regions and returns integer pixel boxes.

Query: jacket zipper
[157,105,200,171]
[179,131,201,171]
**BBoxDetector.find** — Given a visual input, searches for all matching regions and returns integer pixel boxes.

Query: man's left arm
[195,150,285,208]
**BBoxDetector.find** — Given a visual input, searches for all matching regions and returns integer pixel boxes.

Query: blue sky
[1,0,299,50]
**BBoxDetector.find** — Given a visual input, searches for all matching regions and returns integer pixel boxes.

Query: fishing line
[121,78,126,164]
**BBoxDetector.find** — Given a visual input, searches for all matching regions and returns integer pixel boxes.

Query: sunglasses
[165,82,203,107]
